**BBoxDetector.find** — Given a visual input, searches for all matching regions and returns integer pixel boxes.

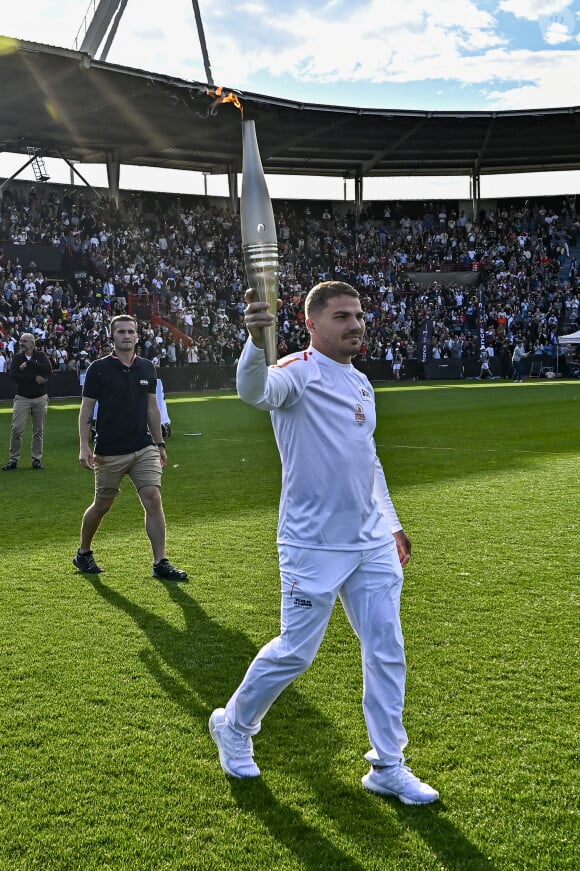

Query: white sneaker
[209,708,260,778]
[362,762,439,805]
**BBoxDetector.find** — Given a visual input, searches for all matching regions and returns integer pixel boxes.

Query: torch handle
[243,243,279,366]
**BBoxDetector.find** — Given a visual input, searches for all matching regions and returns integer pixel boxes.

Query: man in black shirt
[2,333,51,471]
[74,314,187,581]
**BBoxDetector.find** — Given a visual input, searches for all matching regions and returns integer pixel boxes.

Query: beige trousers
[9,394,49,462]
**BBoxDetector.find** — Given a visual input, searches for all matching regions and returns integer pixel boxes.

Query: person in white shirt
[478,350,494,380]
[155,377,171,438]
[512,340,528,382]
[392,346,403,380]
[76,350,90,387]
[209,281,439,806]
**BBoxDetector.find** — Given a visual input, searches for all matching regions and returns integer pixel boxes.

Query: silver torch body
[240,120,279,365]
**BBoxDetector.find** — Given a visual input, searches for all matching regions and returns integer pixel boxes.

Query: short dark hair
[110,314,137,336]
[305,281,360,318]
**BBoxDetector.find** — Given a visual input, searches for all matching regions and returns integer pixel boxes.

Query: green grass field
[0,379,578,871]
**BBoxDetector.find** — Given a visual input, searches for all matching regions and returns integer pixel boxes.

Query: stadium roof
[1,38,580,181]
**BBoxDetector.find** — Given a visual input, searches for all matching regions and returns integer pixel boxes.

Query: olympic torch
[240,120,279,365]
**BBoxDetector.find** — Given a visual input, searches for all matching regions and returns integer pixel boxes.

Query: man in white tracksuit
[210,281,439,805]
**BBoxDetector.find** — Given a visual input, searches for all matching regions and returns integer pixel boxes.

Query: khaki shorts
[94,445,162,498]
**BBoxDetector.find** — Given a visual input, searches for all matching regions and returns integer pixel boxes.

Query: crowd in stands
[0,179,578,381]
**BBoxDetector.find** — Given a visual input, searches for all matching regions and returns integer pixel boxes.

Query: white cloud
[202,0,504,89]
[542,20,575,42]
[498,0,572,19]
[202,7,577,111]
[483,47,580,107]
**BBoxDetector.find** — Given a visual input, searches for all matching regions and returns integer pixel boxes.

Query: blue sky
[1,0,579,198]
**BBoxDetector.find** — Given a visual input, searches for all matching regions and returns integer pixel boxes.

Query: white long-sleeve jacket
[236,340,402,551]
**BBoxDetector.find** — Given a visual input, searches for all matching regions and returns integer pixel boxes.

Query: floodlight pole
[77,0,124,57]
[191,0,214,87]
[99,0,129,61]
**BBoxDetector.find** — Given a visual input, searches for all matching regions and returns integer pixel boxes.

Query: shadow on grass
[85,576,499,871]
[229,777,368,871]
[230,776,499,871]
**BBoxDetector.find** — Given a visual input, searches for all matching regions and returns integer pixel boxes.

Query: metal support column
[227,166,239,215]
[471,168,481,222]
[105,153,120,207]
[354,173,363,216]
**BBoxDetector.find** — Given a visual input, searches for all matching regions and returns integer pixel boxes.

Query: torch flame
[206,86,244,117]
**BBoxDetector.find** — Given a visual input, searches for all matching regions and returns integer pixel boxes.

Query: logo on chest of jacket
[359,387,372,401]
[354,403,366,425]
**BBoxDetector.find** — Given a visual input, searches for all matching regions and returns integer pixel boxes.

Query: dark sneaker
[73,549,104,574]
[32,459,45,470]
[2,460,18,471]
[152,558,188,581]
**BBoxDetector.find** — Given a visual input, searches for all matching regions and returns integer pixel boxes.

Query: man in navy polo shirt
[74,314,187,581]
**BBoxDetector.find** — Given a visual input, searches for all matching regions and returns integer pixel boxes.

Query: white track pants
[225,541,408,765]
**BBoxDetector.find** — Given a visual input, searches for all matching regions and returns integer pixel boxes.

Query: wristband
[157,441,166,448]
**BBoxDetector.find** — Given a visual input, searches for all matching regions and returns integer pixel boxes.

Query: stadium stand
[1,180,579,397]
